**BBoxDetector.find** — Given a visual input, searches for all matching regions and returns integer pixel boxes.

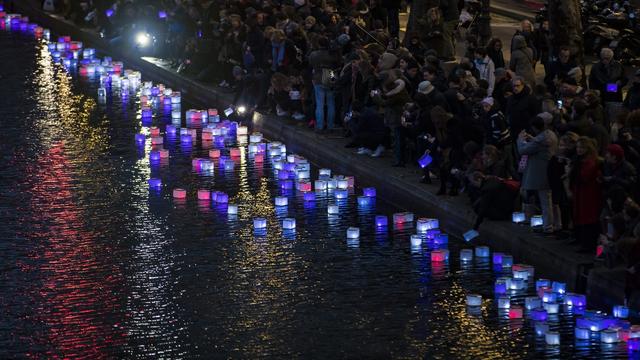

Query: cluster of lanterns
[12,9,637,354]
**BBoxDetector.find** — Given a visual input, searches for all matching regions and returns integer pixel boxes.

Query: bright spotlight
[237,105,247,114]
[135,32,151,48]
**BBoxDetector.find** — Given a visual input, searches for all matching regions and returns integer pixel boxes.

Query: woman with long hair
[569,136,603,252]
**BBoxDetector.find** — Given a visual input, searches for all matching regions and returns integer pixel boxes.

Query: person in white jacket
[474,48,496,95]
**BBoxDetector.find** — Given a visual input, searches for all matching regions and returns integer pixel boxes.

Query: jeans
[313,84,335,130]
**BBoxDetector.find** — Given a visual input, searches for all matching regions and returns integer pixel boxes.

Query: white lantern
[545,331,560,345]
[346,227,360,239]
[466,294,482,307]
[282,218,296,230]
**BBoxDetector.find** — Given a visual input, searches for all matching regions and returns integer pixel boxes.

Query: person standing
[381,0,401,39]
[589,48,627,104]
[517,115,559,234]
[569,137,603,252]
[308,36,339,132]
[509,35,536,87]
[439,0,459,61]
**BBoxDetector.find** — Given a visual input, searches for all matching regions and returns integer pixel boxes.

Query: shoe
[357,148,373,155]
[371,145,385,157]
[292,112,305,121]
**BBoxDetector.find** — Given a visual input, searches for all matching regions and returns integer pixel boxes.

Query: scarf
[272,41,285,71]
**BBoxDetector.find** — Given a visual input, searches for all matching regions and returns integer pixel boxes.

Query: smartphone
[557,99,563,108]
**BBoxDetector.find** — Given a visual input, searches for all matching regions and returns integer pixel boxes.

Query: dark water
[0,30,635,359]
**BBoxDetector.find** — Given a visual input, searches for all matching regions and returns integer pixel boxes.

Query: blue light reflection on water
[0,30,634,359]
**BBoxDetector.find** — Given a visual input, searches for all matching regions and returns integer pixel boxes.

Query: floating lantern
[509,278,525,291]
[493,252,504,264]
[275,196,288,207]
[375,215,388,228]
[512,264,535,278]
[254,154,264,163]
[502,255,513,268]
[509,305,523,319]
[430,249,449,262]
[197,190,210,200]
[525,297,541,310]
[613,305,629,319]
[209,149,220,158]
[551,282,566,295]
[282,218,296,230]
[227,204,238,215]
[393,212,414,224]
[223,161,235,171]
[216,193,229,203]
[150,127,160,136]
[337,179,349,189]
[180,134,192,145]
[536,279,551,290]
[280,180,294,190]
[545,331,560,345]
[460,249,473,261]
[135,134,145,144]
[296,170,310,180]
[466,294,482,307]
[327,205,339,215]
[541,290,557,303]
[97,87,106,98]
[513,270,529,280]
[200,160,214,171]
[494,279,507,294]
[237,126,248,136]
[543,302,559,314]
[530,308,547,321]
[357,196,370,207]
[629,338,640,352]
[347,227,360,239]
[498,296,511,309]
[148,178,162,188]
[410,235,422,248]
[319,168,331,178]
[303,192,315,202]
[601,329,619,343]
[297,181,312,192]
[142,107,152,118]
[149,150,161,161]
[249,133,263,143]
[253,218,267,230]
[363,187,376,197]
[463,229,479,242]
[575,327,590,340]
[151,137,163,145]
[434,233,448,245]
[334,189,348,199]
[475,246,490,257]
[564,293,586,307]
[173,188,186,199]
[530,215,543,227]
[416,218,438,232]
[230,147,241,157]
[512,212,525,223]
[314,180,327,191]
[326,179,338,189]
[535,322,549,336]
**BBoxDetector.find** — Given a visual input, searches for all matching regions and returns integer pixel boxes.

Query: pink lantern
[197,189,210,200]
[159,149,169,158]
[150,127,160,136]
[209,149,221,158]
[173,188,187,198]
[509,306,523,319]
[230,148,241,157]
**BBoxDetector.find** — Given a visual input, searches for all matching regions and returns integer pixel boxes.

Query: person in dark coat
[505,76,539,139]
[624,70,640,112]
[345,101,388,154]
[381,0,401,38]
[603,144,638,194]
[486,38,505,69]
[589,48,627,103]
[570,137,603,252]
[544,47,576,95]
[431,106,463,196]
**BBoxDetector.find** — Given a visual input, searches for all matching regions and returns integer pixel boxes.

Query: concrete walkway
[11,0,634,310]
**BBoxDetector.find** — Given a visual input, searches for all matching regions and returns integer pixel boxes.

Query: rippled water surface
[0,30,635,359]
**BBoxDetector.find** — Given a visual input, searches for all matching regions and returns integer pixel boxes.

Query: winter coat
[483,109,511,148]
[374,79,411,128]
[603,160,637,193]
[438,0,460,22]
[509,35,536,87]
[624,83,640,111]
[505,85,539,138]
[487,47,505,69]
[570,156,603,225]
[308,48,338,85]
[517,129,558,190]
[475,56,496,95]
[589,60,627,103]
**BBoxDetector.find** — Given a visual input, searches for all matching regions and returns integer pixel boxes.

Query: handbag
[320,68,338,88]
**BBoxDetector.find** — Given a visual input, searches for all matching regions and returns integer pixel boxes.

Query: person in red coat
[569,136,603,253]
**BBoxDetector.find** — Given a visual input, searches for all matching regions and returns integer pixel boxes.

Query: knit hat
[337,33,351,45]
[606,144,625,160]
[417,81,435,95]
[481,97,494,106]
[537,111,553,125]
[377,52,398,71]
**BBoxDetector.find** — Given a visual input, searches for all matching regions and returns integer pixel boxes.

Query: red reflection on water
[22,142,125,359]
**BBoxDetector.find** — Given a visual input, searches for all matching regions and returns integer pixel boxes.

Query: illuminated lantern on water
[502,255,513,268]
[303,192,315,202]
[509,278,525,291]
[282,218,296,230]
[513,270,528,281]
[149,150,161,161]
[215,193,229,203]
[223,160,235,171]
[545,331,560,345]
[363,187,376,197]
[173,188,186,199]
[541,290,556,303]
[148,178,161,188]
[200,160,214,172]
[430,249,449,262]
[334,189,348,199]
[575,327,590,340]
[466,294,482,307]
[180,134,192,145]
[535,322,549,336]
[227,204,238,215]
[237,126,248,136]
[249,133,263,143]
[357,196,370,207]
[336,179,349,189]
[508,305,523,319]
[416,218,438,232]
[275,196,288,207]
[525,297,541,310]
[629,338,640,352]
[434,233,448,245]
[253,218,267,230]
[613,305,629,319]
[601,329,619,343]
[530,308,547,321]
[297,181,312,192]
[280,180,294,190]
[410,235,422,248]
[209,149,220,158]
[497,296,510,309]
[543,302,559,314]
[475,246,490,257]
[135,134,145,144]
[197,190,210,200]
[254,154,264,163]
[314,180,327,191]
[375,215,388,228]
[564,293,586,307]
[230,147,241,157]
[512,212,525,223]
[393,212,414,224]
[463,229,479,242]
[460,249,473,262]
[536,279,551,291]
[551,281,566,294]
[346,227,360,239]
[319,168,331,178]
[151,137,163,145]
[327,205,339,215]
[494,279,507,294]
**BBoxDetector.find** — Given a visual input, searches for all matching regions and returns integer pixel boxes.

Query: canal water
[0,29,633,359]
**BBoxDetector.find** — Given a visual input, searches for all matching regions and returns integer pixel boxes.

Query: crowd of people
[53,0,640,301]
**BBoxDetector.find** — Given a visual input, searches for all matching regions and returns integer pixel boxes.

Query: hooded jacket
[509,35,536,87]
[373,79,411,128]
